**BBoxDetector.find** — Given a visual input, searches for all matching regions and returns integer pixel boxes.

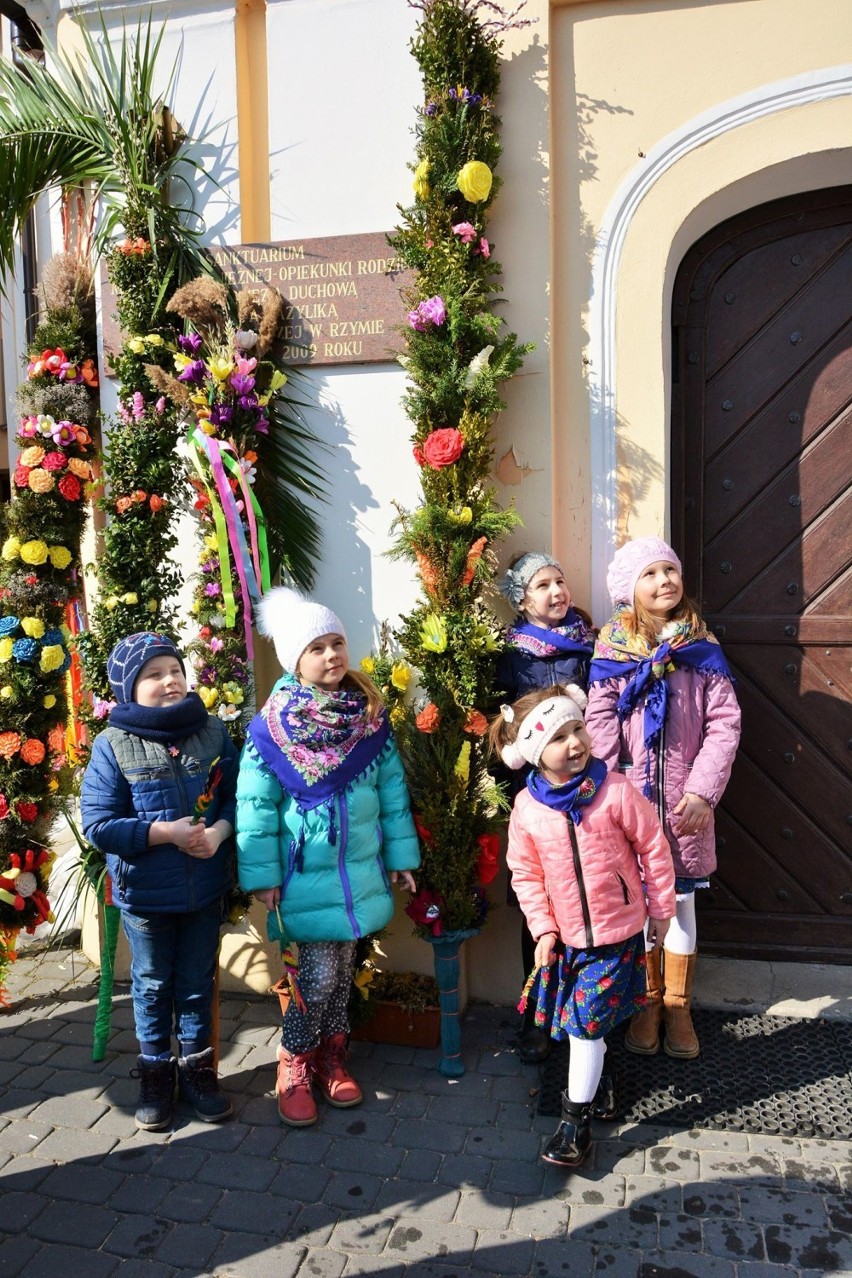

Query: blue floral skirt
[520,931,647,1041]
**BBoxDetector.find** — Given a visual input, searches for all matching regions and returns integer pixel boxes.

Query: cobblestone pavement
[1,943,850,1278]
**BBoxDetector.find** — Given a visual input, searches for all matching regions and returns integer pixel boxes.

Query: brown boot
[275,1045,318,1126]
[625,945,663,1055]
[662,951,700,1058]
[314,1032,362,1107]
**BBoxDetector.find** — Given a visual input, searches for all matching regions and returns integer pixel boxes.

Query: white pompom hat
[500,685,589,770]
[256,587,347,674]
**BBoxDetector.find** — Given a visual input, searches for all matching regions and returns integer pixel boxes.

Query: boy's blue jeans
[121,900,223,1057]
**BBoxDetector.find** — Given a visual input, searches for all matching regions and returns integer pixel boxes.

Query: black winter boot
[542,1094,592,1168]
[590,1067,618,1121]
[131,1055,176,1131]
[178,1047,233,1123]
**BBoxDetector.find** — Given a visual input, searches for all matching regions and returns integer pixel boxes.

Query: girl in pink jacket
[491,685,675,1170]
[586,537,741,1062]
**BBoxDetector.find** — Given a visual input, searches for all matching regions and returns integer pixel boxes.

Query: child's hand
[647,916,670,947]
[254,887,281,910]
[673,792,712,835]
[390,870,417,892]
[167,816,209,855]
[534,932,558,968]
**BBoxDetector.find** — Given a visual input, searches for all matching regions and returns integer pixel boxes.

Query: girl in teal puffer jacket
[237,589,419,1127]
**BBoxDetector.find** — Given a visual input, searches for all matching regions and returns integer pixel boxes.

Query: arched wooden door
[671,187,852,963]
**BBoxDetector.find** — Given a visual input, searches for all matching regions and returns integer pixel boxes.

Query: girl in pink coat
[586,537,741,1061]
[491,685,675,1169]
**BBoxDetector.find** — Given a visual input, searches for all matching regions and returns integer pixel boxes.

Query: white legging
[645,891,697,955]
[566,1036,607,1105]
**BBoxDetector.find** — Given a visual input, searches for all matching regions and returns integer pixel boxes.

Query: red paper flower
[475,832,500,885]
[405,886,445,936]
[16,801,38,823]
[0,794,9,819]
[57,473,82,501]
[13,466,30,488]
[422,428,463,469]
[412,445,425,467]
[464,709,488,736]
[413,813,434,845]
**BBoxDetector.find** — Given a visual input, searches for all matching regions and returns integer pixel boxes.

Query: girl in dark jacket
[496,552,596,1064]
[81,632,238,1132]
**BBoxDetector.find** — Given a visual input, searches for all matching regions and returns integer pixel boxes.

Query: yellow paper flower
[198,686,219,709]
[43,694,57,709]
[390,662,410,692]
[104,596,119,611]
[420,612,448,653]
[126,336,147,354]
[28,469,55,494]
[146,598,158,613]
[0,638,14,662]
[457,160,493,203]
[353,966,375,999]
[448,506,473,525]
[122,593,139,605]
[269,369,288,392]
[0,686,12,699]
[389,704,406,728]
[200,420,218,436]
[208,356,234,383]
[145,333,165,347]
[48,778,59,792]
[40,645,65,674]
[48,545,72,569]
[204,535,218,552]
[1,537,20,562]
[360,656,376,675]
[19,446,45,468]
[413,158,431,200]
[67,458,91,479]
[222,682,244,706]
[454,741,471,786]
[21,617,45,639]
[20,539,49,566]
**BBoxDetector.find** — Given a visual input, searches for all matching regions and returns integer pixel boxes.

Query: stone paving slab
[1,943,850,1278]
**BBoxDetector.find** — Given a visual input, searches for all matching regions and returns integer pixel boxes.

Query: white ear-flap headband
[499,689,588,770]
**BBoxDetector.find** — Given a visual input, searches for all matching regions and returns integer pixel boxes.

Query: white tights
[567,1036,606,1105]
[645,891,697,956]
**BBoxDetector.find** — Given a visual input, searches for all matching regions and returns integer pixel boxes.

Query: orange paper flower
[415,703,441,733]
[47,726,65,754]
[464,709,488,736]
[67,458,91,480]
[149,494,166,513]
[415,550,441,595]
[0,732,22,759]
[460,536,488,587]
[115,496,133,515]
[28,469,55,494]
[20,738,46,765]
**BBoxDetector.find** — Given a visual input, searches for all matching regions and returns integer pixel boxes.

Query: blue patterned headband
[499,553,563,608]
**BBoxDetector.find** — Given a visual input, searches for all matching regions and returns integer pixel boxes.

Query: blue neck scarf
[590,614,733,798]
[526,757,608,825]
[109,692,209,744]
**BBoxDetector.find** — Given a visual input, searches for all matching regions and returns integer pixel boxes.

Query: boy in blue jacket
[81,632,238,1130]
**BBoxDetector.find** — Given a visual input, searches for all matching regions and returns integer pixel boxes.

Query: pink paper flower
[452,221,477,243]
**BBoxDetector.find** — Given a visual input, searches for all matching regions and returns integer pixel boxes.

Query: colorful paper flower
[408,296,446,332]
[422,428,463,469]
[416,702,441,733]
[20,739,46,765]
[457,160,493,202]
[420,613,448,653]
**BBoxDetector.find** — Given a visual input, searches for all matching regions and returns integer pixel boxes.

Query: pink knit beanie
[606,537,682,607]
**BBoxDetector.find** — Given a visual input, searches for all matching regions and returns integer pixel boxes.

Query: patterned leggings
[281,940,356,1054]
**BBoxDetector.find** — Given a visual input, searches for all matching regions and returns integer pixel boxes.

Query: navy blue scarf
[109,692,209,744]
[590,625,733,799]
[526,757,608,824]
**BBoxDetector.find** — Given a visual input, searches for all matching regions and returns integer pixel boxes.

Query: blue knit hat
[106,632,186,704]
